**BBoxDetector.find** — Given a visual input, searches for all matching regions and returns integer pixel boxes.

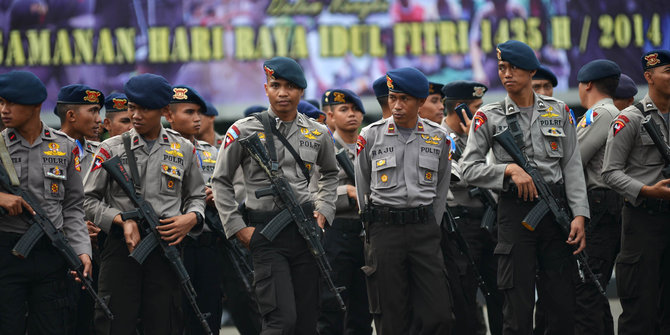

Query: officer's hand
[640,178,670,200]
[70,254,93,290]
[346,185,358,204]
[205,187,215,207]
[158,212,198,246]
[121,219,141,253]
[505,164,538,201]
[458,108,473,135]
[0,192,34,216]
[86,220,101,247]
[236,226,255,249]
[567,216,586,254]
[314,211,327,229]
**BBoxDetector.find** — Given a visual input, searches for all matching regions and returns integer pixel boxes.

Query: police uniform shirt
[211,109,339,239]
[83,127,206,233]
[602,94,668,206]
[1,125,91,256]
[355,117,452,224]
[461,94,590,218]
[332,131,358,220]
[215,133,225,149]
[576,98,620,191]
[193,139,218,233]
[74,138,100,174]
[441,121,483,208]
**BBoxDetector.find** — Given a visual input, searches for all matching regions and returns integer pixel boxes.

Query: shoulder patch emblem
[473,111,487,132]
[612,115,630,136]
[356,135,366,155]
[224,125,240,149]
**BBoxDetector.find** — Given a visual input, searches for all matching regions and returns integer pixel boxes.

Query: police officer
[0,70,92,334]
[355,67,454,334]
[102,93,133,139]
[318,88,372,335]
[574,59,622,335]
[602,50,670,334]
[371,76,391,119]
[418,82,445,124]
[612,74,638,112]
[441,81,504,335]
[461,40,589,334]
[531,65,558,97]
[83,74,206,334]
[211,57,339,334]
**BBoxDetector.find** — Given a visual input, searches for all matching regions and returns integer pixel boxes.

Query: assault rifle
[468,187,497,233]
[335,148,357,207]
[641,115,670,178]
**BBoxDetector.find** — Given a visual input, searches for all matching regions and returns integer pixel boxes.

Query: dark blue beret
[577,59,621,82]
[0,70,47,105]
[170,85,206,113]
[614,74,638,99]
[533,65,557,87]
[386,67,429,99]
[57,84,104,107]
[328,88,365,115]
[104,92,128,113]
[124,73,172,109]
[298,100,326,120]
[641,50,670,71]
[243,105,265,117]
[428,82,444,97]
[372,76,389,98]
[306,99,320,109]
[321,91,333,107]
[442,80,488,100]
[496,40,540,71]
[263,57,307,89]
[204,101,219,117]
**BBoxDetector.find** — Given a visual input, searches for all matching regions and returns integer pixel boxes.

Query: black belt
[501,182,566,199]
[588,188,622,209]
[369,205,433,225]
[247,202,315,226]
[331,218,363,233]
[448,205,486,219]
[625,198,670,214]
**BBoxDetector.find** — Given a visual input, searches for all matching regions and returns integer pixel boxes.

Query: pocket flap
[254,264,272,283]
[541,126,566,137]
[299,147,318,163]
[371,155,396,171]
[160,164,183,181]
[494,242,514,255]
[616,251,641,265]
[44,165,67,180]
[419,155,439,170]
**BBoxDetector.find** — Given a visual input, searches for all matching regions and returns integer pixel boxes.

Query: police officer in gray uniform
[0,70,92,334]
[461,40,589,334]
[84,74,206,335]
[355,67,454,334]
[574,59,622,335]
[211,57,339,334]
[602,49,670,334]
[612,74,638,112]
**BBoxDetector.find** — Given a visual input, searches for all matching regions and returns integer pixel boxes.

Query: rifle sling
[0,134,19,186]
[501,100,526,150]
[122,132,141,192]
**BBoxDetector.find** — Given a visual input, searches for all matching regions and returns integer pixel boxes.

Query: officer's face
[0,97,41,129]
[645,65,670,96]
[468,99,484,112]
[104,110,133,137]
[613,97,635,111]
[166,103,202,138]
[128,102,165,138]
[388,92,425,128]
[331,103,363,132]
[198,113,215,134]
[532,79,554,97]
[70,104,101,139]
[418,93,445,124]
[264,77,303,115]
[498,61,534,94]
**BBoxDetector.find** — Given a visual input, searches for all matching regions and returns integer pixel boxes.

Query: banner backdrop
[0,0,668,116]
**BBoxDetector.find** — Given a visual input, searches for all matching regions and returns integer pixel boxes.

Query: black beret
[496,40,540,71]
[577,59,621,82]
[204,101,219,117]
[124,73,172,109]
[321,91,333,107]
[328,88,365,114]
[104,92,128,113]
[0,70,47,105]
[386,67,429,99]
[298,100,326,120]
[243,105,265,117]
[170,85,207,113]
[372,76,389,98]
[641,50,670,71]
[533,65,558,87]
[57,84,104,107]
[428,82,444,97]
[442,80,488,100]
[613,74,638,99]
[263,57,307,89]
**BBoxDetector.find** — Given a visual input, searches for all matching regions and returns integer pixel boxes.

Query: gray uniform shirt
[195,139,218,233]
[441,121,483,208]
[576,98,620,191]
[333,131,358,220]
[1,125,91,256]
[602,94,668,205]
[83,127,206,233]
[211,110,339,239]
[461,94,590,218]
[355,117,452,224]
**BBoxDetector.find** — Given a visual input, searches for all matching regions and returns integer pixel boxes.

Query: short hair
[376,96,388,108]
[592,76,620,98]
[56,103,77,122]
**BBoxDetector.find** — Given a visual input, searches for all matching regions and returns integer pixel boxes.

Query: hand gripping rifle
[101,156,213,335]
[493,128,605,296]
[0,164,114,320]
[239,133,346,311]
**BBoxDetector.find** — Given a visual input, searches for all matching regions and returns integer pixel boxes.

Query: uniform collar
[386,116,427,135]
[128,126,170,150]
[642,94,659,113]
[40,123,57,141]
[3,122,52,148]
[593,97,614,108]
[268,108,300,137]
[503,93,547,115]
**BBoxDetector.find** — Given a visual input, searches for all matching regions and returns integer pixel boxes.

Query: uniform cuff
[627,179,646,203]
[223,217,247,239]
[99,208,121,234]
[493,164,508,190]
[570,206,590,219]
[74,245,93,259]
[336,185,349,196]
[315,203,335,225]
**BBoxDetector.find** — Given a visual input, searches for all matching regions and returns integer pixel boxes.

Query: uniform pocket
[615,251,642,299]
[640,131,664,165]
[418,155,439,186]
[43,165,67,200]
[299,147,318,174]
[160,164,183,195]
[494,242,514,290]
[540,126,565,158]
[371,155,397,190]
[253,264,277,316]
[361,247,381,314]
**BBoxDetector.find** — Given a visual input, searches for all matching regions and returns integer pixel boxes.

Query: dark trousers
[496,196,576,335]
[250,222,321,335]
[0,234,77,335]
[441,229,478,334]
[364,217,453,335]
[220,241,262,335]
[617,204,670,334]
[94,232,183,335]
[182,232,225,334]
[317,219,373,335]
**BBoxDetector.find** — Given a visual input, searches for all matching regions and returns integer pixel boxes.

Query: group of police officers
[0,38,668,335]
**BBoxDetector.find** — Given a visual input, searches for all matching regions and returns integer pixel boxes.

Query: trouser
[364,209,453,335]
[220,240,262,335]
[453,206,504,335]
[317,218,373,335]
[94,230,183,335]
[496,195,576,335]
[182,232,225,334]
[0,233,77,335]
[441,228,478,334]
[75,230,105,335]
[617,203,670,334]
[248,206,321,335]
